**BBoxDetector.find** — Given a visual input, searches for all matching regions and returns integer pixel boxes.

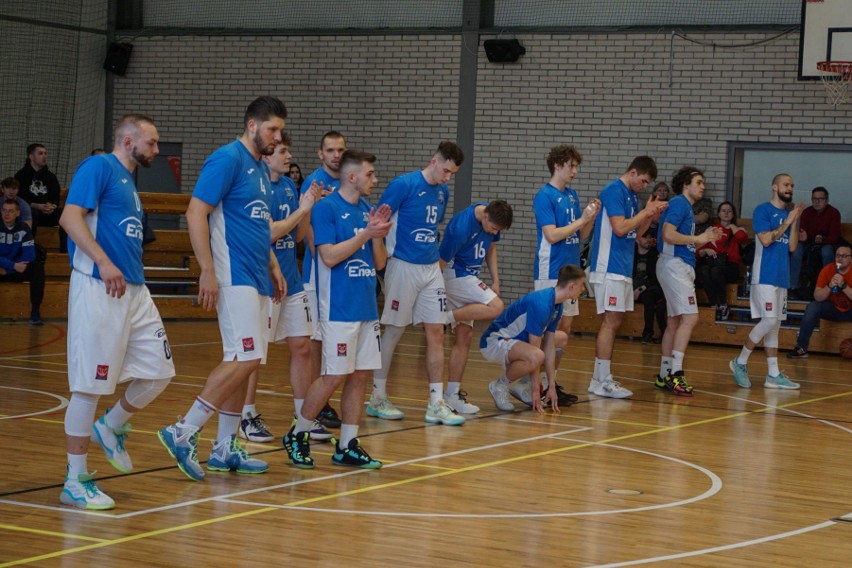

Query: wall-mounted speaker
[483,39,526,63]
[103,42,133,76]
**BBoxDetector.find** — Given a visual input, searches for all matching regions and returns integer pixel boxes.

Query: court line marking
[0,523,108,543]
[220,438,722,518]
[587,520,840,567]
[0,387,68,420]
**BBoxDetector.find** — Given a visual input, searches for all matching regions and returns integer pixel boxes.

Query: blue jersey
[379,170,448,264]
[439,203,501,278]
[752,201,791,288]
[534,183,582,280]
[0,220,35,272]
[312,192,379,322]
[302,167,342,287]
[66,154,145,284]
[480,287,563,347]
[589,178,640,278]
[192,140,272,295]
[268,176,303,296]
[657,194,696,267]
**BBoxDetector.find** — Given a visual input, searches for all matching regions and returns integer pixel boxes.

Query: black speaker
[483,39,526,63]
[103,42,133,76]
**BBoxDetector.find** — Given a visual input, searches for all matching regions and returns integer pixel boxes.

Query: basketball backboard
[799,0,852,80]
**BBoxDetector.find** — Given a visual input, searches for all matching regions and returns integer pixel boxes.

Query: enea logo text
[345,259,376,278]
[275,237,295,250]
[245,200,270,221]
[119,216,144,241]
[411,228,436,243]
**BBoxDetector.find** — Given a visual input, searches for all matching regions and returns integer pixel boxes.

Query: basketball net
[817,61,852,107]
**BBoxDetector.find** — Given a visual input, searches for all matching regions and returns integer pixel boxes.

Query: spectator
[692,195,714,235]
[288,163,303,192]
[696,201,749,320]
[0,199,44,324]
[1,178,32,228]
[788,245,852,359]
[14,143,67,252]
[91,148,106,155]
[790,186,842,299]
[652,182,671,202]
[633,229,666,343]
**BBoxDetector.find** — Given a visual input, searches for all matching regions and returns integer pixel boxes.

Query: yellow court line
[5,389,850,566]
[0,507,276,568]
[0,524,108,543]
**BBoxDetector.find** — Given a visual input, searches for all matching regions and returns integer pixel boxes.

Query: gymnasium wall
[111,29,851,300]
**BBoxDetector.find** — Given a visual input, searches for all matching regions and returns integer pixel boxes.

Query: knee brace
[748,317,779,345]
[763,320,782,349]
[124,377,171,410]
[64,392,99,437]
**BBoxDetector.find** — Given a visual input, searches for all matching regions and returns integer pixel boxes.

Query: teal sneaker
[366,395,405,420]
[331,438,382,469]
[91,412,133,473]
[729,359,751,388]
[764,372,800,390]
[207,435,269,474]
[282,426,314,469]
[158,421,205,481]
[60,467,115,510]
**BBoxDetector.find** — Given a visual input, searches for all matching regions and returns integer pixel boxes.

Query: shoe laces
[77,472,103,498]
[228,436,252,460]
[457,390,470,402]
[311,419,327,432]
[247,414,270,432]
[112,423,131,453]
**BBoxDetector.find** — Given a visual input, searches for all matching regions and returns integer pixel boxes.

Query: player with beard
[730,173,804,389]
[158,97,287,481]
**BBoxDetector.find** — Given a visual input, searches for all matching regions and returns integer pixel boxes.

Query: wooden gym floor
[1,319,851,567]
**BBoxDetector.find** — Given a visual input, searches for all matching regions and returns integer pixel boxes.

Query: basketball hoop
[816,61,852,107]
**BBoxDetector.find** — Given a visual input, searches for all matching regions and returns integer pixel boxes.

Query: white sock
[242,404,257,418]
[295,412,314,434]
[445,381,460,396]
[293,399,304,416]
[67,454,88,479]
[672,350,685,373]
[372,379,388,399]
[184,397,216,430]
[594,358,611,380]
[767,357,780,377]
[105,404,133,430]
[216,411,240,442]
[660,356,672,377]
[338,424,358,449]
[429,382,443,404]
[737,347,752,366]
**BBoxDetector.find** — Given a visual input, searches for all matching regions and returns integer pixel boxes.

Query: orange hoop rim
[817,61,852,75]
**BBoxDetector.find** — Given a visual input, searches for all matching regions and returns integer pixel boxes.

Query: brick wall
[111,30,851,301]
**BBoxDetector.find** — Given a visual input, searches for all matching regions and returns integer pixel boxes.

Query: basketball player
[439,199,513,414]
[368,141,465,425]
[654,167,723,395]
[587,156,667,398]
[283,150,391,469]
[158,96,287,481]
[59,114,175,509]
[481,264,585,413]
[730,174,804,389]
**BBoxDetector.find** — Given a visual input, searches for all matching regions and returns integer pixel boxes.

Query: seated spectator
[633,229,666,343]
[790,186,842,299]
[696,201,749,320]
[788,245,852,359]
[0,199,45,324]
[14,143,67,252]
[288,163,304,192]
[1,178,32,228]
[652,182,671,202]
[692,195,714,235]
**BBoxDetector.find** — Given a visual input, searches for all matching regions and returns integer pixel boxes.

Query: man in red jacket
[790,187,841,297]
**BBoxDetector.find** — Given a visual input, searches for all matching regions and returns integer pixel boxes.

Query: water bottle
[831,263,842,294]
[743,267,751,297]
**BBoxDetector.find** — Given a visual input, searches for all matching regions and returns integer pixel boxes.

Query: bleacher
[1,192,216,320]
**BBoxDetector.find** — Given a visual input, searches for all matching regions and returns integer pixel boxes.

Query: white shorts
[749,284,788,321]
[67,271,175,395]
[534,279,579,317]
[443,268,498,327]
[320,320,382,376]
[270,291,314,343]
[217,286,269,362]
[304,285,322,341]
[657,256,698,317]
[381,257,446,326]
[590,273,634,314]
[480,333,519,368]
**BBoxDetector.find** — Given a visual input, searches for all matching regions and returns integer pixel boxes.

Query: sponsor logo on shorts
[242,337,255,352]
[688,296,695,305]
[337,343,347,356]
[608,296,617,306]
[478,282,488,290]
[95,365,109,380]
[765,302,773,311]
[391,300,399,311]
